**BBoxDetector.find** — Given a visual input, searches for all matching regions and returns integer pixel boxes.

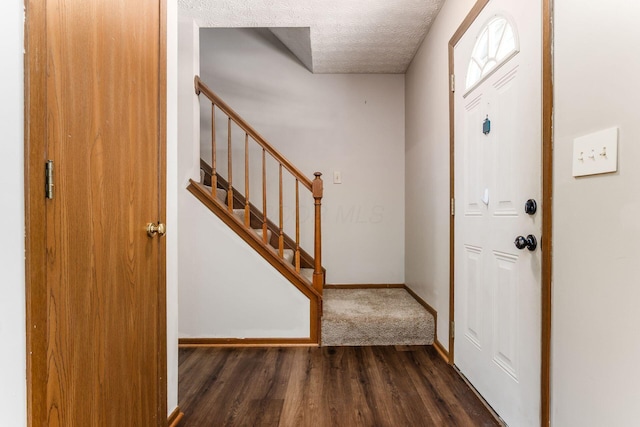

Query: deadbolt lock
[525,199,537,215]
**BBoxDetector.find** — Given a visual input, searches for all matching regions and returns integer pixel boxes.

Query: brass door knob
[147,222,166,237]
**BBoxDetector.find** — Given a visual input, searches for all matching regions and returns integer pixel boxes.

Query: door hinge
[451,321,455,339]
[45,160,54,199]
[450,74,455,92]
[451,197,455,216]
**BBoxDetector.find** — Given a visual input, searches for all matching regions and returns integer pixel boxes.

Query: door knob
[514,234,537,251]
[525,199,537,215]
[147,222,166,237]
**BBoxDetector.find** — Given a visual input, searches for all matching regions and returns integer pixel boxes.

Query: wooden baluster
[211,103,217,192]
[227,117,233,212]
[244,134,250,227]
[295,179,300,273]
[312,172,324,294]
[262,149,268,244]
[278,164,284,258]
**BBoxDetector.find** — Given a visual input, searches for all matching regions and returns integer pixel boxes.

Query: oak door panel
[27,0,166,425]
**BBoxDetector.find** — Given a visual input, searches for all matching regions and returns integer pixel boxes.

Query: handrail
[194,75,324,295]
[195,76,313,191]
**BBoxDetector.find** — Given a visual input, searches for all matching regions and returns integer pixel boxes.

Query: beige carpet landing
[321,288,435,347]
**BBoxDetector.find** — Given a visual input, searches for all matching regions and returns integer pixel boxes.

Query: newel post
[312,172,324,295]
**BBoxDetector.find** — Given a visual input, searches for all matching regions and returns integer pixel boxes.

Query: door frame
[23,0,168,424]
[447,1,553,426]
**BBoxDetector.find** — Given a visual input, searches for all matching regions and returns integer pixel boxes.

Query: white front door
[453,1,542,426]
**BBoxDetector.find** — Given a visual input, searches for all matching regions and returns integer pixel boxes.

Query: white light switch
[572,127,618,177]
[333,171,342,184]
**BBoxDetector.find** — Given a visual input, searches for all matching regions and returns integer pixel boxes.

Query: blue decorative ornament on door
[483,115,491,135]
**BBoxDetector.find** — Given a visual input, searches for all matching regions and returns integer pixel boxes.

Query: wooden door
[25,0,167,425]
[453,1,542,426]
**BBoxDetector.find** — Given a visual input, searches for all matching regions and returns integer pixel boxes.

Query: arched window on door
[465,15,519,93]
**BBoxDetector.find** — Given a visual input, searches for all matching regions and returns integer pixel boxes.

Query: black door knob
[514,235,537,251]
[525,199,537,215]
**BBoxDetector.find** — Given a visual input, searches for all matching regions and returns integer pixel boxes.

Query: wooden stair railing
[200,159,326,279]
[193,76,325,295]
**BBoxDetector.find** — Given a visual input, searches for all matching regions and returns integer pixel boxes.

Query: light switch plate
[333,171,342,184]
[572,127,618,177]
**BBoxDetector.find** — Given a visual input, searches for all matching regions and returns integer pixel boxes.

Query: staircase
[188,76,324,343]
[188,76,434,348]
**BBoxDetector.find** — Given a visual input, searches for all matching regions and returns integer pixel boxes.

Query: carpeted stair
[321,288,435,346]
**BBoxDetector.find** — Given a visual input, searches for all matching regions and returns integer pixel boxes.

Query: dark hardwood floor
[178,346,500,427]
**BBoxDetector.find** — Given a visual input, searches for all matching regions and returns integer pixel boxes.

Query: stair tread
[300,268,313,282]
[321,289,435,347]
[265,246,294,264]
[233,209,253,226]
[217,188,227,202]
[202,184,227,203]
[251,228,272,242]
[282,249,294,263]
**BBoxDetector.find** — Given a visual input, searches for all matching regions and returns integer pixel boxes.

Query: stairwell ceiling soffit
[178,0,446,74]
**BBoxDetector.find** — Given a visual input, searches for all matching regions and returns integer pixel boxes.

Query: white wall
[178,20,310,338]
[178,17,201,187]
[199,28,406,285]
[166,0,179,416]
[404,0,475,349]
[0,1,26,425]
[552,1,640,425]
[178,195,310,338]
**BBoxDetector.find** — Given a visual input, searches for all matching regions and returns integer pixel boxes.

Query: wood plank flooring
[178,346,500,426]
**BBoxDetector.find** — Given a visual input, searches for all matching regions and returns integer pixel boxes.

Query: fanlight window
[465,16,519,91]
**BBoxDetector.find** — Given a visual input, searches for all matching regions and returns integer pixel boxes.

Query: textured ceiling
[178,0,446,73]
